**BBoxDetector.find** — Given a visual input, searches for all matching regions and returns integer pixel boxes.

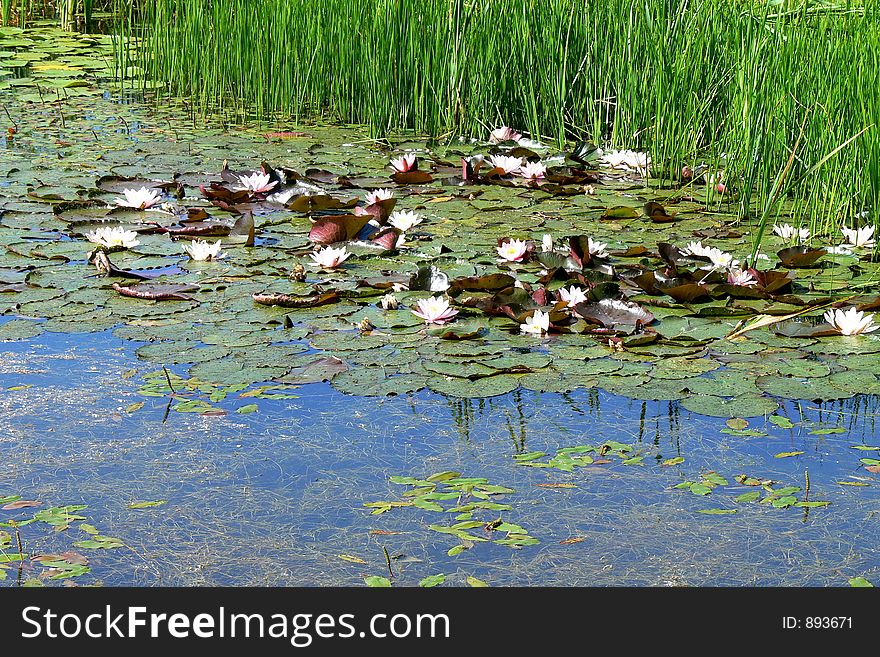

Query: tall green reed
[135,0,878,232]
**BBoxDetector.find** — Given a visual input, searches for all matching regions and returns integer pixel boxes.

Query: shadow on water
[1,328,878,586]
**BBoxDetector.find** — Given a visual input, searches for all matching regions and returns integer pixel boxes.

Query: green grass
[127,1,878,234]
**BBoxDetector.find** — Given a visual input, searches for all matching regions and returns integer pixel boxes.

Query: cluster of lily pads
[5,106,880,415]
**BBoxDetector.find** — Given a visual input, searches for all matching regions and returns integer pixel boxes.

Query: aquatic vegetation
[388,210,422,232]
[489,126,522,144]
[183,239,224,261]
[823,307,880,336]
[520,310,549,336]
[841,225,876,249]
[772,224,810,242]
[232,171,277,193]
[487,155,523,176]
[85,226,140,249]
[389,154,417,173]
[519,161,547,181]
[496,238,530,262]
[115,186,164,210]
[310,245,351,269]
[410,296,458,325]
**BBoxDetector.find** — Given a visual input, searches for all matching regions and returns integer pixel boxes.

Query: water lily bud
[380,293,399,310]
[289,264,307,282]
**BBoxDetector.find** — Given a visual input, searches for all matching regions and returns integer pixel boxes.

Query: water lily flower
[183,239,225,261]
[541,234,554,253]
[841,225,875,249]
[390,153,417,173]
[599,149,650,174]
[114,187,163,210]
[727,267,757,287]
[309,246,351,268]
[824,307,879,336]
[519,161,547,180]
[701,247,738,271]
[388,210,423,232]
[365,188,395,205]
[588,237,610,259]
[680,241,713,258]
[520,309,550,335]
[772,224,809,241]
[380,293,399,310]
[85,226,140,249]
[558,286,588,308]
[487,155,523,175]
[598,298,654,324]
[233,172,277,193]
[497,238,529,262]
[489,126,522,144]
[410,296,458,324]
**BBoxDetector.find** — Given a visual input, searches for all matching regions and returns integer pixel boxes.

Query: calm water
[2,324,878,586]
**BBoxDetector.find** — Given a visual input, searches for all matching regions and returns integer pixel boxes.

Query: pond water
[0,28,878,587]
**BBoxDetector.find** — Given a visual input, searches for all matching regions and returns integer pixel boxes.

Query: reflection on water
[0,327,878,586]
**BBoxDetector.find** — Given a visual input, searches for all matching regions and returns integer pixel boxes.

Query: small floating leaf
[774,451,804,458]
[419,574,446,588]
[364,576,392,587]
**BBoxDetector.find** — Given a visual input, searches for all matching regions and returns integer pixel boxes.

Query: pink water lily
[390,154,417,173]
[410,296,458,324]
[727,267,757,287]
[489,126,522,144]
[519,161,547,180]
[497,238,529,262]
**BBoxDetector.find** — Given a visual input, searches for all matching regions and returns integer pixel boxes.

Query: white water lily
[680,240,713,258]
[487,154,523,175]
[558,286,588,308]
[727,267,757,287]
[841,225,875,249]
[114,186,163,209]
[599,149,650,174]
[541,234,554,253]
[588,237,609,259]
[700,247,738,271]
[520,309,550,335]
[388,210,423,231]
[309,246,351,268]
[488,126,522,144]
[598,299,654,324]
[233,171,277,193]
[410,296,458,324]
[824,307,880,336]
[85,226,140,249]
[380,293,399,310]
[389,153,417,173]
[497,238,529,262]
[183,239,225,261]
[365,188,395,205]
[772,224,809,241]
[519,161,547,180]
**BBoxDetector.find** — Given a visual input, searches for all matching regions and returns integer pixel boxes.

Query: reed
[130,0,880,230]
